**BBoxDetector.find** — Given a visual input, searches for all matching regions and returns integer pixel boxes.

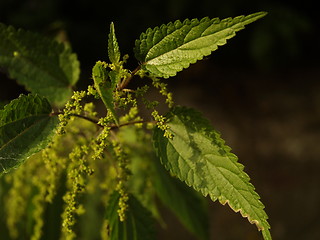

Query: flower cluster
[152,78,174,108]
[57,90,87,135]
[91,126,111,161]
[151,110,173,139]
[112,140,130,222]
[61,144,94,239]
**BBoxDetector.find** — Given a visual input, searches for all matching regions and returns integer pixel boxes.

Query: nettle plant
[0,12,271,240]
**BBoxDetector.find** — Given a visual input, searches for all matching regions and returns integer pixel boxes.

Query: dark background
[1,0,319,239]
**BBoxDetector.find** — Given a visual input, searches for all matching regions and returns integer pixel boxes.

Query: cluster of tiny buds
[57,90,87,135]
[91,127,110,161]
[116,182,129,222]
[152,78,174,108]
[62,144,93,237]
[151,110,173,139]
[112,140,130,222]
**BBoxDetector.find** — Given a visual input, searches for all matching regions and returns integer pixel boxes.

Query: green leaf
[0,94,58,174]
[153,106,271,240]
[108,22,121,64]
[92,61,119,125]
[105,192,155,240]
[0,23,80,106]
[151,156,209,240]
[134,12,267,78]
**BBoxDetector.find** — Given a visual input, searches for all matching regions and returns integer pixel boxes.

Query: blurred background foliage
[0,0,319,239]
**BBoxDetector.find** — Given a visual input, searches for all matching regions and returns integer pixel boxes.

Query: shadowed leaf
[105,192,155,240]
[0,23,80,106]
[0,94,58,174]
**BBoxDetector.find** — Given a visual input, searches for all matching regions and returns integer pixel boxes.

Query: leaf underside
[134,12,267,78]
[153,106,271,240]
[105,192,155,240]
[0,94,58,174]
[0,23,80,106]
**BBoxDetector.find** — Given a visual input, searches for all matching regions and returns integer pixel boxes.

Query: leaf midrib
[0,114,51,151]
[144,12,266,67]
[168,122,266,229]
[144,20,236,65]
[0,28,71,86]
[11,52,71,87]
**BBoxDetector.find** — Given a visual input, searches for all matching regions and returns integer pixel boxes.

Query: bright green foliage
[0,23,80,106]
[108,22,121,64]
[0,94,58,174]
[134,12,267,78]
[0,12,272,240]
[92,61,119,125]
[105,192,155,240]
[153,106,271,239]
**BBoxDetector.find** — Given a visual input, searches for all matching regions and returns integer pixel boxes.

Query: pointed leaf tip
[134,12,267,78]
[108,22,121,64]
[153,106,271,239]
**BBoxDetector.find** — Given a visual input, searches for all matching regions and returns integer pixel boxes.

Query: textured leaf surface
[92,61,119,125]
[105,192,155,240]
[151,156,208,240]
[135,12,267,78]
[153,106,271,239]
[0,94,58,174]
[0,23,80,106]
[108,22,121,64]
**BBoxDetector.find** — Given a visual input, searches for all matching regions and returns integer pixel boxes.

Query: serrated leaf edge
[135,12,267,78]
[153,106,271,237]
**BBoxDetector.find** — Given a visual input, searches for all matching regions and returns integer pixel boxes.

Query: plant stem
[117,65,141,90]
[71,113,104,127]
[51,112,153,129]
[109,120,151,130]
[50,112,103,127]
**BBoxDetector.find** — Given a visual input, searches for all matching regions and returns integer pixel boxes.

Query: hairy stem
[117,65,141,90]
[51,112,103,127]
[109,120,151,130]
[51,112,153,129]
